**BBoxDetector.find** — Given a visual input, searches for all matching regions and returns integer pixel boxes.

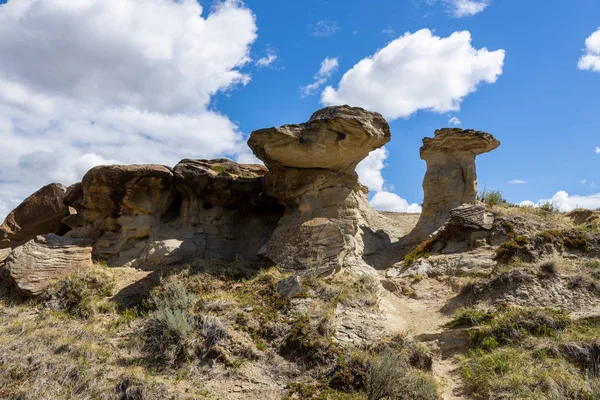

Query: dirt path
[379,279,467,400]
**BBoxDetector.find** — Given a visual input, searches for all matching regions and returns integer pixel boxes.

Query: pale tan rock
[249,107,398,275]
[0,183,69,249]
[5,234,94,296]
[80,164,176,221]
[248,105,390,173]
[0,248,10,264]
[420,128,500,220]
[400,129,500,254]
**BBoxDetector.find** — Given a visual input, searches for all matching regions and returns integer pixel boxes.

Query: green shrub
[281,314,336,365]
[44,267,116,319]
[404,239,434,266]
[444,308,495,329]
[494,235,532,263]
[539,201,558,213]
[328,353,370,393]
[454,306,572,348]
[478,189,505,206]
[147,275,196,312]
[142,307,197,367]
[367,350,438,400]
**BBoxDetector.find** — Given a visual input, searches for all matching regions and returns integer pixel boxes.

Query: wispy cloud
[256,51,277,68]
[301,57,339,97]
[448,116,461,126]
[382,28,396,37]
[310,20,339,37]
[595,146,600,154]
[509,179,528,185]
[446,0,489,17]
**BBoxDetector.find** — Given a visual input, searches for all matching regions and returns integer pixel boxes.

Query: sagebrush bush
[201,315,227,355]
[142,307,197,367]
[147,274,196,311]
[44,267,116,318]
[367,349,437,400]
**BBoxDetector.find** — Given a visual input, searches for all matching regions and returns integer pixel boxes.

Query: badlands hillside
[1,106,600,400]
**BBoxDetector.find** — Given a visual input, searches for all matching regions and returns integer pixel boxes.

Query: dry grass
[451,305,600,399]
[0,260,440,400]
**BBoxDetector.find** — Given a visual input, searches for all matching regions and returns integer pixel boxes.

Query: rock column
[406,128,500,246]
[248,105,391,275]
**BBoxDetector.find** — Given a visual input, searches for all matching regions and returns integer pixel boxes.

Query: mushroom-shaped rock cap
[248,105,391,173]
[420,128,500,160]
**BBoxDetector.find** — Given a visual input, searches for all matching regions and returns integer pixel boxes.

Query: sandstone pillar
[248,105,391,275]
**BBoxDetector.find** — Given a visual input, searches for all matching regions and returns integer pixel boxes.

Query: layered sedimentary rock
[5,234,94,296]
[402,128,500,250]
[0,183,69,249]
[248,105,391,275]
[420,128,500,220]
[63,159,283,268]
[0,106,504,281]
[248,105,390,173]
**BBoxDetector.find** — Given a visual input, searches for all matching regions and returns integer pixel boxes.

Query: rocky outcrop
[400,129,500,252]
[62,159,283,268]
[0,107,507,279]
[248,106,392,275]
[0,183,69,249]
[5,234,94,296]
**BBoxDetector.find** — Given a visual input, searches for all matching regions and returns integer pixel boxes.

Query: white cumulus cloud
[370,192,422,213]
[301,57,339,97]
[520,191,600,212]
[596,146,600,154]
[0,0,258,220]
[356,148,422,213]
[578,28,600,72]
[321,29,505,120]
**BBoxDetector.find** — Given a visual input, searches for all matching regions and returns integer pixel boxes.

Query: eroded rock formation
[0,106,505,293]
[0,183,69,249]
[402,128,500,250]
[5,234,94,296]
[248,106,392,275]
[62,159,283,268]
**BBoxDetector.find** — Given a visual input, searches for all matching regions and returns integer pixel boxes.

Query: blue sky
[0,0,599,217]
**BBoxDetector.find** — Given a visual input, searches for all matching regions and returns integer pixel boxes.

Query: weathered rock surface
[60,159,284,268]
[276,275,302,298]
[0,248,10,265]
[248,105,390,173]
[5,234,93,296]
[0,183,69,249]
[400,129,500,254]
[173,158,272,221]
[79,164,176,221]
[249,106,393,275]
[420,128,500,221]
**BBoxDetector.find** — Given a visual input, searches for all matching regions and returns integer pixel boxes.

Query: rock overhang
[247,105,391,173]
[420,128,501,160]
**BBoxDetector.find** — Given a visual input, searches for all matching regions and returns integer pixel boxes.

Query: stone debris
[5,234,94,296]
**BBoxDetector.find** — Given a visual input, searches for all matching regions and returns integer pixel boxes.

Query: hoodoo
[404,128,500,247]
[248,105,392,275]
